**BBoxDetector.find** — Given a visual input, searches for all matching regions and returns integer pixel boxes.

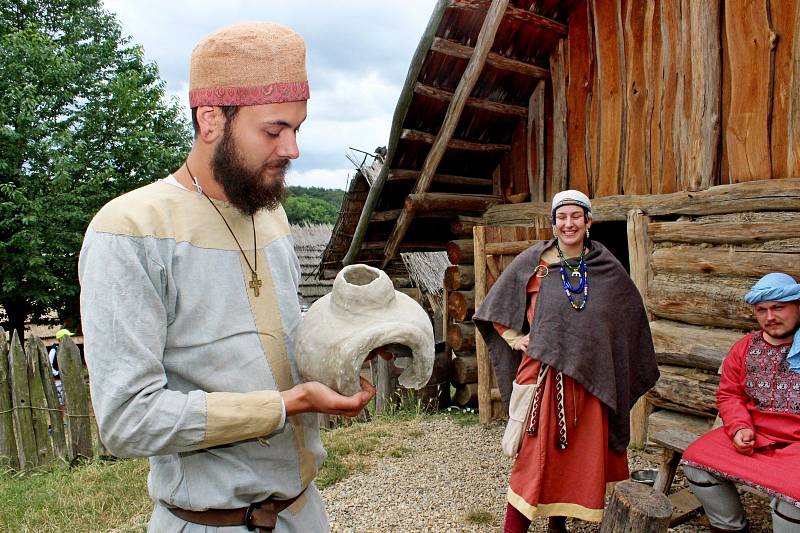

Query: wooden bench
[650,428,768,527]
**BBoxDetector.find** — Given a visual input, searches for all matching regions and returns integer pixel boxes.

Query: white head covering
[551,190,592,222]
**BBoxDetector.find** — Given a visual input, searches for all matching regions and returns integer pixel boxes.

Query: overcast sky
[101,0,437,190]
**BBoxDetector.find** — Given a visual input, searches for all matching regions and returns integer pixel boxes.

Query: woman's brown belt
[168,490,303,532]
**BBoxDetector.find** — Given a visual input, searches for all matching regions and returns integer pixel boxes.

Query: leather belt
[168,491,303,532]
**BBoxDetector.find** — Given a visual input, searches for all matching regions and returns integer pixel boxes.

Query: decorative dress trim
[189,81,310,107]
[681,459,800,508]
[745,333,800,415]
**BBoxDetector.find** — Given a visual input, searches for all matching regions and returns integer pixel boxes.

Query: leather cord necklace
[185,162,262,297]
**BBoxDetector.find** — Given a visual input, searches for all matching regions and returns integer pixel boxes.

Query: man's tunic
[682,332,800,507]
[79,179,328,531]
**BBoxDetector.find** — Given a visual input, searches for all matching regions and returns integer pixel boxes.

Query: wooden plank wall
[533,0,800,199]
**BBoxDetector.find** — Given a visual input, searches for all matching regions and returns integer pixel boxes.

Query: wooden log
[446,239,474,265]
[430,37,550,79]
[725,0,773,182]
[565,1,591,194]
[629,397,652,450]
[685,1,721,191]
[484,240,538,256]
[789,1,800,176]
[768,0,796,179]
[450,217,484,238]
[648,214,800,245]
[647,409,713,443]
[428,350,453,385]
[592,0,625,196]
[405,193,502,214]
[599,480,672,533]
[26,338,53,466]
[473,226,493,423]
[644,0,662,194]
[482,178,800,225]
[657,0,679,194]
[528,80,546,202]
[626,209,651,314]
[58,337,93,461]
[447,0,568,35]
[651,245,800,280]
[550,38,568,195]
[647,365,719,419]
[622,0,650,195]
[447,290,475,322]
[9,331,37,469]
[452,355,478,385]
[444,265,475,291]
[0,327,19,470]
[399,129,511,153]
[454,382,479,407]
[371,356,395,416]
[650,320,742,372]
[447,322,476,353]
[370,209,401,223]
[35,341,67,463]
[388,169,492,188]
[414,82,527,118]
[647,273,757,330]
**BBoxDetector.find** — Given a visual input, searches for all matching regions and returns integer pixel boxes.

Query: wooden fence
[0,327,101,471]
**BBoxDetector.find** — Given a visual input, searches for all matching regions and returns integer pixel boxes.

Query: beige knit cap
[189,22,309,107]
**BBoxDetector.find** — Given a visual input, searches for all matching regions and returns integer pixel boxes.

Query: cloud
[101,0,436,189]
[286,167,355,190]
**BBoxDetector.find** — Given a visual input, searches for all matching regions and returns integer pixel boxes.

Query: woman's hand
[512,334,530,352]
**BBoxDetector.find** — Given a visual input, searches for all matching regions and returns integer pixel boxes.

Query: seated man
[682,273,800,533]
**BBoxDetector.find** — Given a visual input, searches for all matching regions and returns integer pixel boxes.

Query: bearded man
[79,23,374,532]
[681,273,800,533]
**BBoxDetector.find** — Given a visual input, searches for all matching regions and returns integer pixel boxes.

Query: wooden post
[627,209,652,447]
[33,337,67,461]
[0,327,19,470]
[9,330,37,469]
[599,480,672,533]
[371,357,394,416]
[58,337,93,461]
[26,337,53,465]
[473,226,493,424]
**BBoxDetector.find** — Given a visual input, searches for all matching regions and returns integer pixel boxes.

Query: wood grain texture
[550,39,568,195]
[566,3,592,195]
[528,81,546,202]
[650,320,742,372]
[0,328,19,469]
[725,0,773,182]
[787,0,800,176]
[769,0,796,179]
[651,245,800,280]
[644,0,662,195]
[592,0,625,196]
[658,0,680,193]
[623,0,650,195]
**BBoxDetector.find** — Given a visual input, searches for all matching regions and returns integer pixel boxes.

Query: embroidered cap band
[189,22,309,108]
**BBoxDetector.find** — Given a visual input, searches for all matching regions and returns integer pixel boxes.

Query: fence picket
[26,336,54,465]
[33,337,68,461]
[0,328,19,469]
[58,337,92,461]
[9,330,38,469]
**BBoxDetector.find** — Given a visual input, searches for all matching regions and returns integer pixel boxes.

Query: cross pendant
[249,271,262,297]
[571,270,581,278]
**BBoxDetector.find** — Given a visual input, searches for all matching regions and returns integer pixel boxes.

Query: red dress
[682,332,800,506]
[495,264,629,522]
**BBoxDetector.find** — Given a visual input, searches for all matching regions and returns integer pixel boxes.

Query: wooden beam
[483,178,800,224]
[447,0,568,35]
[414,82,527,118]
[400,129,511,152]
[383,0,511,268]
[651,245,800,280]
[361,241,445,251]
[649,215,800,245]
[650,320,742,372]
[550,39,568,195]
[405,193,502,213]
[431,37,550,79]
[529,80,546,202]
[369,209,402,223]
[387,168,493,187]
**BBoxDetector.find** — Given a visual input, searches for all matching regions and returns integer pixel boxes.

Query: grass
[464,509,496,525]
[0,403,480,532]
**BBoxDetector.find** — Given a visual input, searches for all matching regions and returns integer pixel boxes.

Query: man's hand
[282,377,375,418]
[732,428,755,455]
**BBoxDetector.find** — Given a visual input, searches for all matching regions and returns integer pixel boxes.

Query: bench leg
[654,448,681,494]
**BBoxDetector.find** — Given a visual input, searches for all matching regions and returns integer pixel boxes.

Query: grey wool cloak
[473,239,659,453]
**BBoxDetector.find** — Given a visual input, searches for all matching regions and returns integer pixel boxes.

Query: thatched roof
[291,224,334,305]
[400,251,451,313]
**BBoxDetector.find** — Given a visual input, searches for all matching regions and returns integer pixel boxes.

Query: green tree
[283,195,340,225]
[0,0,192,337]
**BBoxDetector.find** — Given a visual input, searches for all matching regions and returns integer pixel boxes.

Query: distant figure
[47,328,73,405]
[474,190,659,532]
[682,273,800,533]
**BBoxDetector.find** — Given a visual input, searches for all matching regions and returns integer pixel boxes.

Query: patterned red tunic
[682,332,800,507]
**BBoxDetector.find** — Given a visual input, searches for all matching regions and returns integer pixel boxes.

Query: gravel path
[320,416,773,532]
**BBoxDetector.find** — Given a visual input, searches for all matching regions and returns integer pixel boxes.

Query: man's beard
[212,123,289,216]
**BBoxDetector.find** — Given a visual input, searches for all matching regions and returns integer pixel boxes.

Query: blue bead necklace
[556,242,588,310]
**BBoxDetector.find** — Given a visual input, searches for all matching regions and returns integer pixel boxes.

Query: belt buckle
[244,501,261,531]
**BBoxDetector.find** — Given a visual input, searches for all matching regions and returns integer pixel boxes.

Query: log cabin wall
[528,0,800,199]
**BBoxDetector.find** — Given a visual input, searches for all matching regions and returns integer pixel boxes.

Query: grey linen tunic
[79,179,328,532]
